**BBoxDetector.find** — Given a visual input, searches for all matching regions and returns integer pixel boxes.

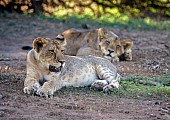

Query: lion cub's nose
[108,49,114,53]
[59,60,65,64]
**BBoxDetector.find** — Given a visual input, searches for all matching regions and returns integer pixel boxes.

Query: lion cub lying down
[23,37,120,97]
[56,28,133,62]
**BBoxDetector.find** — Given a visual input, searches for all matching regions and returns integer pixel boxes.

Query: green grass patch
[35,13,170,30]
[114,75,170,98]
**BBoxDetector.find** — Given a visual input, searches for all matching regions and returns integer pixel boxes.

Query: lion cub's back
[60,56,97,87]
[60,55,117,87]
[83,55,117,73]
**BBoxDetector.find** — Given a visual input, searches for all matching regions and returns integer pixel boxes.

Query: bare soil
[0,14,170,120]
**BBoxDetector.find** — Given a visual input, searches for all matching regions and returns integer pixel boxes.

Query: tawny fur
[56,28,133,62]
[23,37,120,98]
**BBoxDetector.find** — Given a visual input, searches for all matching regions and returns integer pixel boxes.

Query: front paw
[103,84,119,94]
[91,81,106,91]
[23,82,40,95]
[111,57,119,63]
[36,82,55,98]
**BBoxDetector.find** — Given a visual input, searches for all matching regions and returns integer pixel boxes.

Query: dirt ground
[0,14,170,120]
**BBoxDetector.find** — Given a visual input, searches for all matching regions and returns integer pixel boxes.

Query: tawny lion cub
[23,37,120,98]
[56,28,133,62]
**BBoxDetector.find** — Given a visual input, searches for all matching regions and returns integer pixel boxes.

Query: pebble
[5,66,10,70]
[0,111,5,117]
[0,94,3,99]
[150,114,156,117]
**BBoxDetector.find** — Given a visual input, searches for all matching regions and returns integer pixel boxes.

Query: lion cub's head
[33,37,66,72]
[98,28,119,57]
[99,36,133,62]
[97,28,133,61]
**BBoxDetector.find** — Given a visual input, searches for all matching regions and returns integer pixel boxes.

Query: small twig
[121,76,164,86]
[160,108,170,115]
[163,82,170,86]
[138,80,164,86]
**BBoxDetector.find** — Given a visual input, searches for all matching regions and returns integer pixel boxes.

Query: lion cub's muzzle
[105,49,115,57]
[49,65,61,72]
[49,60,65,72]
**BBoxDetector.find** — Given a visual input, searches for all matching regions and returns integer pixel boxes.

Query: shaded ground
[0,14,170,120]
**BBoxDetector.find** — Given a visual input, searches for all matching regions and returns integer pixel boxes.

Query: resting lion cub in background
[23,37,120,98]
[56,28,133,62]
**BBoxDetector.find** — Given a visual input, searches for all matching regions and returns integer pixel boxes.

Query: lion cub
[23,37,120,98]
[56,28,133,62]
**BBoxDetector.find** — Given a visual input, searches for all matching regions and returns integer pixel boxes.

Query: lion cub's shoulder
[62,28,98,41]
[63,55,116,72]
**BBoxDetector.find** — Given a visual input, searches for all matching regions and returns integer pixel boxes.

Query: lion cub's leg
[124,49,132,61]
[119,50,132,61]
[36,74,61,98]
[111,57,120,63]
[120,39,133,61]
[36,81,56,98]
[23,77,40,95]
[103,73,121,93]
[91,65,120,93]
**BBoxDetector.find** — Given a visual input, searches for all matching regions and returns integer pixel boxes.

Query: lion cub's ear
[98,28,118,41]
[63,28,82,38]
[55,34,66,47]
[98,28,107,39]
[121,39,133,51]
[56,34,65,41]
[33,37,48,53]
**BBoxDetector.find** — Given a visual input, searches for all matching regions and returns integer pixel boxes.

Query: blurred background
[1,0,170,30]
[1,0,170,18]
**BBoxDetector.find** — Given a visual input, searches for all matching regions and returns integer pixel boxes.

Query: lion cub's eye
[117,45,121,49]
[49,50,54,53]
[100,37,103,39]
[105,41,110,45]
[117,45,121,47]
[61,50,65,53]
